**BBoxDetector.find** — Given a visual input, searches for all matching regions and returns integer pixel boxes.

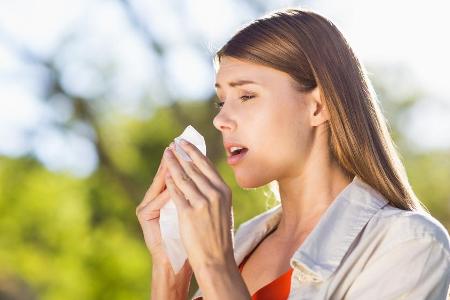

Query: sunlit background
[1,0,449,299]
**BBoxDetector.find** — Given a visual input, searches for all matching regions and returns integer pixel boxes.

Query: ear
[309,86,330,127]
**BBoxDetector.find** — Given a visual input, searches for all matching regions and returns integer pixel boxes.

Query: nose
[213,108,236,133]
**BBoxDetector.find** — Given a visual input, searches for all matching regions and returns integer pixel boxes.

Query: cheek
[236,107,308,188]
[232,96,313,188]
[231,125,281,188]
[261,102,309,160]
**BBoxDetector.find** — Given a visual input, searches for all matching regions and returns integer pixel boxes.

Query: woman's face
[213,56,316,188]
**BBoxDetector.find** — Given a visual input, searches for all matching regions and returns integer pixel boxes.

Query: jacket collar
[232,175,389,282]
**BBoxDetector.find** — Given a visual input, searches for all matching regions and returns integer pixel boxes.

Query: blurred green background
[0,0,449,299]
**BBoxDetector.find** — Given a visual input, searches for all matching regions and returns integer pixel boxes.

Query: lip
[223,141,249,165]
[223,141,249,158]
[227,148,248,165]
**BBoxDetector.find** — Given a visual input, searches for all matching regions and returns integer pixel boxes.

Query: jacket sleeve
[346,237,450,300]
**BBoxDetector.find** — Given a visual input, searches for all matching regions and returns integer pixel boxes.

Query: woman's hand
[163,140,235,271]
[136,144,192,270]
[135,148,172,263]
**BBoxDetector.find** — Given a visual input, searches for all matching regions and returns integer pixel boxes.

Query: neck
[275,151,353,241]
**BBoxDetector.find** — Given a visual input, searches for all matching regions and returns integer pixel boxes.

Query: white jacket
[191,176,450,299]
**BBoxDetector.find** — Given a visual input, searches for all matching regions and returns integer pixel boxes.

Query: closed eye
[214,95,255,110]
[240,95,254,101]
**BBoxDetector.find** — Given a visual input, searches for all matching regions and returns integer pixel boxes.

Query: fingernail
[169,142,175,149]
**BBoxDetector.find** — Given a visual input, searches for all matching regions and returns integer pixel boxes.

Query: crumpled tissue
[160,125,207,274]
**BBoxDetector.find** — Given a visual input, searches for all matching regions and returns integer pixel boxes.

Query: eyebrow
[214,79,259,89]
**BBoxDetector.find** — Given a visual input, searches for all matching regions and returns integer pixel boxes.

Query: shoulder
[366,204,450,257]
[345,205,450,299]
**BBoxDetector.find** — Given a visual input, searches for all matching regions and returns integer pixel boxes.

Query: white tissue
[160,125,207,274]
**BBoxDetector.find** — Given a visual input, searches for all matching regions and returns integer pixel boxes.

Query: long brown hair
[214,7,428,212]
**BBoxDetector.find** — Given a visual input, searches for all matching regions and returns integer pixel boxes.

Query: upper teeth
[230,146,244,153]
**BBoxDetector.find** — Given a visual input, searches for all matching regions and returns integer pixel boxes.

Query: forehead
[216,56,262,72]
[214,56,290,89]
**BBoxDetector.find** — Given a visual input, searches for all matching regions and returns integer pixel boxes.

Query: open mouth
[230,147,248,157]
[227,146,249,165]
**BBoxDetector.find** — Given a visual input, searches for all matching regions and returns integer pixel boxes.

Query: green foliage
[0,156,151,299]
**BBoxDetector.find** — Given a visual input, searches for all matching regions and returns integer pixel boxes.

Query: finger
[165,173,191,211]
[141,150,169,207]
[164,148,206,207]
[176,139,224,188]
[171,143,222,203]
[137,188,169,214]
[156,156,164,172]
[155,149,168,175]
[136,189,170,221]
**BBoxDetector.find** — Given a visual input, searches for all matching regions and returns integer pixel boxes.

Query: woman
[136,8,450,300]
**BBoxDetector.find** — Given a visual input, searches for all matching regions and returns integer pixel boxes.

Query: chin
[234,170,273,189]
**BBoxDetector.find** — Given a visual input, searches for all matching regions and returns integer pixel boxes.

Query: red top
[196,227,293,300]
[239,253,293,300]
